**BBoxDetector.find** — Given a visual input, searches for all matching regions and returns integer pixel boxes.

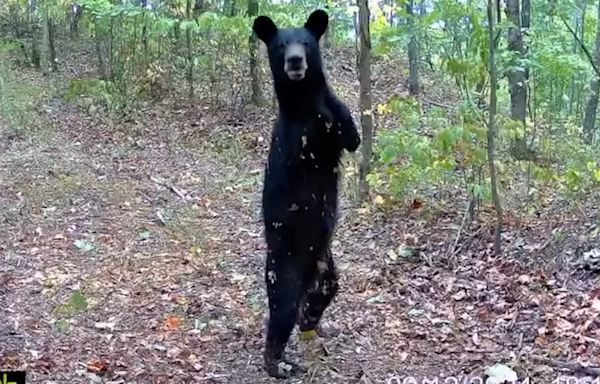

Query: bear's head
[253,10,328,84]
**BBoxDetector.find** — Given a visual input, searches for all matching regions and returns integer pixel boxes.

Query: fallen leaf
[87,359,109,374]
[556,318,574,333]
[410,198,423,210]
[405,234,418,246]
[74,239,95,252]
[398,243,418,258]
[407,308,423,317]
[366,294,386,304]
[164,315,182,330]
[139,228,151,240]
[591,298,600,313]
[452,290,467,301]
[518,274,531,284]
[94,322,116,331]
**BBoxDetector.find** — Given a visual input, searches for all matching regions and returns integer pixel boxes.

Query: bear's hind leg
[297,247,339,338]
[264,242,306,378]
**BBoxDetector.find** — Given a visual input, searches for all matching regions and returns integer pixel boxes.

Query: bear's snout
[284,43,307,81]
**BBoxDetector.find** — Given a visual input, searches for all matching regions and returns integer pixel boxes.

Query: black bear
[253,9,361,378]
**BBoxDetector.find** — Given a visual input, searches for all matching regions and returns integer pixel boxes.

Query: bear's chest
[294,119,342,167]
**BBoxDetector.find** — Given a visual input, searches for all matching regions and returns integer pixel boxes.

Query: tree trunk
[521,0,530,76]
[577,1,586,115]
[48,15,58,72]
[357,0,373,201]
[69,4,83,39]
[323,0,332,49]
[223,0,236,16]
[487,0,503,255]
[583,0,600,143]
[142,10,149,70]
[248,0,262,105]
[41,8,50,75]
[109,16,115,79]
[194,0,205,16]
[505,0,527,122]
[568,0,584,114]
[30,0,41,69]
[186,0,194,101]
[407,0,420,95]
[505,0,531,160]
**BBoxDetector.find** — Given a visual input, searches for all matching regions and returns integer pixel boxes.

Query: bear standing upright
[253,10,361,378]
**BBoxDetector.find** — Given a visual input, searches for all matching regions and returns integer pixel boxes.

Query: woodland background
[0,0,599,383]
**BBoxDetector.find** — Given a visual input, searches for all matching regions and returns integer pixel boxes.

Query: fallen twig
[422,98,454,109]
[359,364,376,384]
[149,175,188,200]
[531,355,600,376]
[448,198,474,258]
[308,366,318,382]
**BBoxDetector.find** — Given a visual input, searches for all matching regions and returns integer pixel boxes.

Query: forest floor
[1,42,600,384]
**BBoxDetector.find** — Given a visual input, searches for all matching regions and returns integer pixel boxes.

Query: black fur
[253,10,360,378]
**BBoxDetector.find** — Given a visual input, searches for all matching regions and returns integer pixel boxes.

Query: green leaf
[74,239,95,252]
[69,291,89,312]
[366,293,386,304]
[53,319,70,333]
[398,244,418,258]
[139,228,151,240]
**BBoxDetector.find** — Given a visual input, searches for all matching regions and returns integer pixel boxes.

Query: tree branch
[559,15,600,77]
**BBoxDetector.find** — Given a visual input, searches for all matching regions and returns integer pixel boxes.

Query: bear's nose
[286,55,303,69]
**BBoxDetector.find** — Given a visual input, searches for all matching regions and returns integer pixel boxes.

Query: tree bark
[186,0,194,101]
[357,0,373,201]
[41,7,50,75]
[69,4,83,39]
[248,0,262,105]
[568,0,584,114]
[407,0,420,95]
[48,15,58,72]
[583,0,600,143]
[30,0,41,69]
[323,0,332,48]
[488,0,503,255]
[505,0,531,160]
[505,0,527,122]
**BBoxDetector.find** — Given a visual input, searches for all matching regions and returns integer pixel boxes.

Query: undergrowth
[0,39,49,137]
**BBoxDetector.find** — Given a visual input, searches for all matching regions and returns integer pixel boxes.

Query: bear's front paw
[336,120,360,152]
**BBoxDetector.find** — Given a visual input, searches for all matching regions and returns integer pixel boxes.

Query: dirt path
[1,63,599,384]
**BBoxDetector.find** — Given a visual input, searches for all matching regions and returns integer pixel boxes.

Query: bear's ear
[253,16,278,44]
[304,9,328,39]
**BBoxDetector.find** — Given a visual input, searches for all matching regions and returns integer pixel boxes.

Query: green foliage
[195,13,253,107]
[65,77,114,112]
[0,40,47,134]
[538,126,600,197]
[369,97,490,202]
[52,290,89,326]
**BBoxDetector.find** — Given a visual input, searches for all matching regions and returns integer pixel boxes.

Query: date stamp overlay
[385,375,600,384]
[0,371,26,384]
